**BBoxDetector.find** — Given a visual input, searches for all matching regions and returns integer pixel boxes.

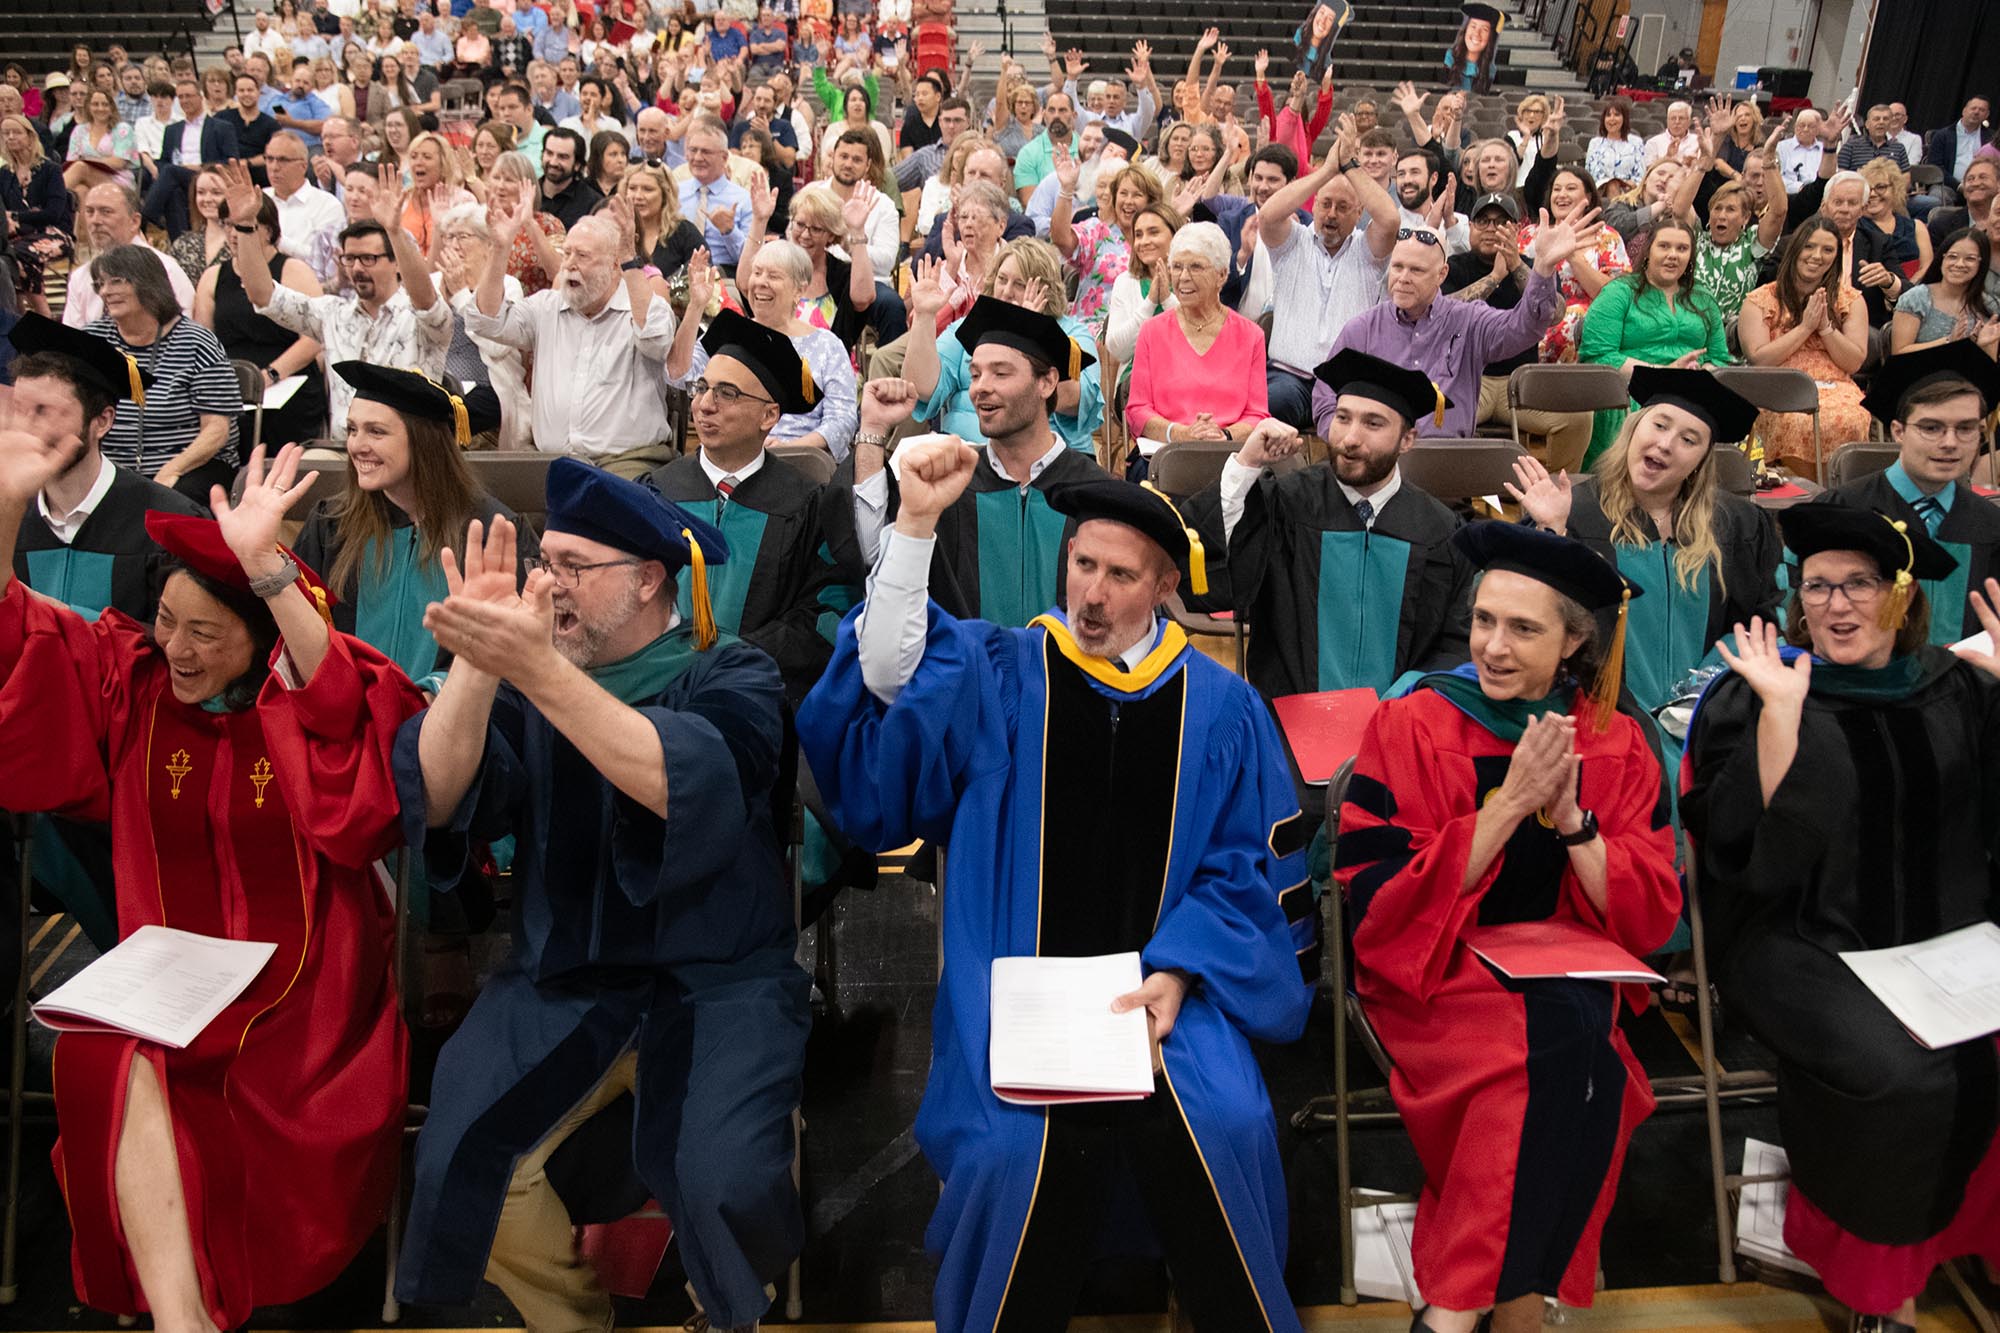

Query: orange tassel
[683,527,717,651]
[1587,587,1631,732]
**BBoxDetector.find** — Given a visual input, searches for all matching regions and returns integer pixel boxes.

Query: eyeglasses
[1395,227,1444,247]
[1469,214,1514,228]
[690,378,773,405]
[1799,575,1888,606]
[527,556,640,587]
[1906,419,1986,445]
[340,250,391,265]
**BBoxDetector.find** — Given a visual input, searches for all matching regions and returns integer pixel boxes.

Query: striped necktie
[715,474,737,520]
[1913,493,1945,535]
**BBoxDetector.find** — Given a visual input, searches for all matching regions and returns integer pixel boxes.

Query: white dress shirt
[851,437,1069,565]
[1776,137,1825,194]
[559,113,636,146]
[1643,130,1702,165]
[464,282,677,459]
[855,526,1161,703]
[827,187,900,277]
[1217,454,1400,540]
[36,455,116,544]
[697,444,767,495]
[266,182,345,264]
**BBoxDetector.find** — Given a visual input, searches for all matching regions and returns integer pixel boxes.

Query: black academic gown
[646,451,855,703]
[821,445,1110,628]
[1828,470,2000,645]
[1682,651,2000,1247]
[8,463,203,949]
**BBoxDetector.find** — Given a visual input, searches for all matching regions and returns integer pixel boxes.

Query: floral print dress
[1065,216,1132,341]
[1518,220,1630,363]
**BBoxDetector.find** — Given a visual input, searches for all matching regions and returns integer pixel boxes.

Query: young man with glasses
[647,311,854,701]
[222,159,449,436]
[1829,341,2000,644]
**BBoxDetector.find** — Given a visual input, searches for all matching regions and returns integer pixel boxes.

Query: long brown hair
[1590,409,1729,597]
[1772,215,1847,328]
[328,412,482,596]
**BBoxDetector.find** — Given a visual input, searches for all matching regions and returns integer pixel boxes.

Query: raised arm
[416,517,518,824]
[214,444,333,684]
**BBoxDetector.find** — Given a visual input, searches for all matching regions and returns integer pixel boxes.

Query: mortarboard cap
[1314,348,1449,429]
[1780,500,1957,632]
[1102,127,1140,160]
[1045,475,1208,596]
[544,458,731,649]
[1859,342,2000,426]
[1461,3,1503,28]
[1453,520,1638,728]
[698,311,821,415]
[957,295,1096,381]
[335,361,492,446]
[144,510,336,624]
[1627,365,1760,445]
[7,311,149,406]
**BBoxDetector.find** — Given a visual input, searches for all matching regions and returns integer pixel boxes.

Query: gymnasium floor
[4,866,1995,1333]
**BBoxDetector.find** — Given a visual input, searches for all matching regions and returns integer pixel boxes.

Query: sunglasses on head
[1396,228,1443,247]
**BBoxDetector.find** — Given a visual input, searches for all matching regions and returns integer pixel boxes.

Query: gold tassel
[307,582,333,627]
[800,359,816,403]
[1432,384,1445,429]
[1068,338,1082,382]
[1140,481,1207,595]
[683,527,717,651]
[1587,587,1631,732]
[1877,518,1916,631]
[447,392,470,446]
[1495,12,1505,29]
[125,354,144,407]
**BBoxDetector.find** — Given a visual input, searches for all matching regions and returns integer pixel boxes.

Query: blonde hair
[1516,93,1549,117]
[1591,410,1728,596]
[620,161,682,229]
[940,132,992,188]
[1859,156,1909,214]
[790,183,843,233]
[0,113,44,171]
[407,131,463,187]
[1617,155,1683,207]
[985,237,1070,317]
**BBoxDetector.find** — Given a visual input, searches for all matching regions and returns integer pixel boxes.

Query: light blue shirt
[533,25,570,64]
[538,89,580,122]
[514,3,549,36]
[678,173,752,266]
[275,89,332,153]
[1886,458,1955,532]
[413,27,455,66]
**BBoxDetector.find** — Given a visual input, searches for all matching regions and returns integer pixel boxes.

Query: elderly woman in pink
[1124,220,1268,473]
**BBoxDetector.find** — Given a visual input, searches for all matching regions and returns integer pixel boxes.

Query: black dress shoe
[1849,1316,1917,1333]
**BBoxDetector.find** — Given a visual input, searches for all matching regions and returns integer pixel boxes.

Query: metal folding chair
[1506,363,1632,465]
[1713,366,1823,484]
[1824,440,1901,490]
[769,442,836,486]
[231,359,267,457]
[1397,438,1527,503]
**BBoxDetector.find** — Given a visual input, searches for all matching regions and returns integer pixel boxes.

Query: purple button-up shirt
[1315,268,1562,437]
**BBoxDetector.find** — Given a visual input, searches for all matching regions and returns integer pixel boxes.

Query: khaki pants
[865,330,910,385]
[595,441,676,481]
[485,1049,639,1333]
[1477,375,1593,475]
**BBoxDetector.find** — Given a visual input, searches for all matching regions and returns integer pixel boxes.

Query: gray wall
[1713,0,1871,106]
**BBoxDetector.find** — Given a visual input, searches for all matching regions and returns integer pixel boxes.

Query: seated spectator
[219,72,281,182]
[1506,93,1554,188]
[380,46,443,122]
[393,133,476,253]
[733,80,802,172]
[1337,520,1678,1333]
[1924,94,1993,190]
[1774,109,1827,194]
[226,159,449,434]
[679,114,752,273]
[1145,119,1191,188]
[470,198,675,475]
[1602,157,1683,243]
[1683,503,2000,1333]
[1124,221,1268,464]
[622,160,702,279]
[1578,216,1730,465]
[1689,170,1786,324]
[1925,156,1996,250]
[1327,214,1585,441]
[1521,168,1629,363]
[1893,227,2000,356]
[764,183,906,360]
[0,112,74,317]
[64,87,135,194]
[194,189,330,449]
[1858,155,1930,278]
[433,204,530,449]
[819,127,898,272]
[1644,99,1701,165]
[488,149,566,293]
[1103,199,1182,369]
[734,124,794,237]
[0,436,420,1333]
[64,182,198,328]
[1051,161,1162,341]
[906,237,1104,453]
[87,244,242,502]
[1446,191,1591,471]
[1819,168,1910,326]
[535,124,602,228]
[261,129,344,265]
[1252,60,1331,172]
[898,68,944,160]
[586,127,629,196]
[1836,102,1910,173]
[1739,216,1871,476]
[817,80,891,177]
[272,57,335,155]
[454,18,493,78]
[668,240,858,456]
[918,143,1033,261]
[1714,99,1764,181]
[1507,368,1779,711]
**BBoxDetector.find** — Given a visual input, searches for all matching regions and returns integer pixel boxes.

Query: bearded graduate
[0,440,423,1332]
[1682,503,2000,1332]
[798,367,1314,1332]
[1334,522,1681,1331]
[392,460,807,1333]
[1506,367,1783,713]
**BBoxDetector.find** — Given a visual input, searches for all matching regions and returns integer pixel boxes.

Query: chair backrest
[769,442,836,485]
[1710,443,1755,497]
[1911,162,1944,189]
[1149,439,1301,498]
[1825,440,1900,489]
[467,450,556,530]
[229,358,265,408]
[1714,364,1821,416]
[1507,362,1633,416]
[1399,438,1526,501]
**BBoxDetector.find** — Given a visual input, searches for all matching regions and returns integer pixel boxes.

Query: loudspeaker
[1757,66,1812,98]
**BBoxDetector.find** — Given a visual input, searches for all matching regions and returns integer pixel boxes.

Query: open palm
[211,444,317,573]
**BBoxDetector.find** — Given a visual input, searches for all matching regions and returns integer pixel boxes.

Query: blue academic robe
[389,629,810,1328]
[799,606,1312,1332]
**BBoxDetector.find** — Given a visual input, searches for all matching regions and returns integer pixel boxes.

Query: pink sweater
[1125,308,1270,438]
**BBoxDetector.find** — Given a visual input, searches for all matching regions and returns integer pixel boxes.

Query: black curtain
[1859,0,2000,137]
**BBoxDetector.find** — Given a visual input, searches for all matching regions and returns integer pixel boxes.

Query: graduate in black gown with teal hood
[1682,502,2000,1331]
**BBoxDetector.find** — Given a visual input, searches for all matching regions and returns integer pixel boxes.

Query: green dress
[1577,278,1733,467]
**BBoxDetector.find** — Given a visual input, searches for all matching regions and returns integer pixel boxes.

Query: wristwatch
[854,430,891,450]
[1556,809,1600,846]
[620,257,648,271]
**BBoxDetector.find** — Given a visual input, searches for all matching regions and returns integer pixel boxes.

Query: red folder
[1271,688,1380,786]
[1463,920,1663,983]
[607,19,638,44]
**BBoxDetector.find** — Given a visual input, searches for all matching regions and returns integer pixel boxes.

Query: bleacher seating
[0,0,215,71]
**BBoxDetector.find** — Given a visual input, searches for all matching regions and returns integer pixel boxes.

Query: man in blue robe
[391,458,808,1333]
[799,359,1314,1332]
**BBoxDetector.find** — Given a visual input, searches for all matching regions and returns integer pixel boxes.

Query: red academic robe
[1334,686,1680,1310]
[0,582,422,1329]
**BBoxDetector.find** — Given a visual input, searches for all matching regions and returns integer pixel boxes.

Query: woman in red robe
[1335,521,1680,1332]
[0,435,423,1332]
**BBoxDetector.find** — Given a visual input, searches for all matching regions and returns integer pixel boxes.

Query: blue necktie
[1354,497,1375,528]
[1913,493,1945,535]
